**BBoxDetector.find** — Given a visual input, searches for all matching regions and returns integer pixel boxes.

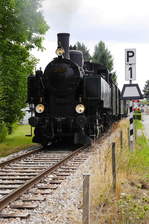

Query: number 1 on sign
[125,64,136,81]
[129,66,132,79]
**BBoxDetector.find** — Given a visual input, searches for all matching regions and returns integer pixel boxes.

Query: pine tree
[92,41,117,83]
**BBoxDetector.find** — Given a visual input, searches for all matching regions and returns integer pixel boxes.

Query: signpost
[125,49,136,81]
[121,49,143,152]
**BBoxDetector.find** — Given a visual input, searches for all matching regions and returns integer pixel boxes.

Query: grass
[95,118,149,224]
[134,119,144,130]
[131,120,149,175]
[115,119,149,223]
[0,125,35,157]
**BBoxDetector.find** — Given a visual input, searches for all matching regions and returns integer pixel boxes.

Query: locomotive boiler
[27,33,126,146]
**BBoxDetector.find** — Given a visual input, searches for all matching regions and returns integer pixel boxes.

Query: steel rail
[0,144,89,211]
[0,146,42,168]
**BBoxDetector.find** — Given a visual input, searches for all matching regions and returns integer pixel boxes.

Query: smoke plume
[42,0,81,31]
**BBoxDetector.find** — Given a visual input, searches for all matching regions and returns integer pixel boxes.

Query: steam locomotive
[27,33,127,146]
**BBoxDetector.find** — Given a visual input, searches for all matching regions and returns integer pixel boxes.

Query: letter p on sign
[125,49,136,65]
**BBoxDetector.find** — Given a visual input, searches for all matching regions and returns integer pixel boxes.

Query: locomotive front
[27,33,90,146]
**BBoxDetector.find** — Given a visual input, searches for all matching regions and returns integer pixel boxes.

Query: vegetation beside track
[0,125,35,157]
[97,119,149,224]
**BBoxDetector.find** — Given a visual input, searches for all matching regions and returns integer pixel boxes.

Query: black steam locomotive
[27,33,127,146]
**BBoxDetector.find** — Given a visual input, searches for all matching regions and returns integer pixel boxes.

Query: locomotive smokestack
[57,33,70,59]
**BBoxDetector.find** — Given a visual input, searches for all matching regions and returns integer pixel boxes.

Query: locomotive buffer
[121,49,143,151]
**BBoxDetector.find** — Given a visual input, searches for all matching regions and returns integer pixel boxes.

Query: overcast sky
[32,0,149,91]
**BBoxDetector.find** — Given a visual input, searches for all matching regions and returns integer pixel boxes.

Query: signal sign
[125,49,136,81]
[121,84,143,100]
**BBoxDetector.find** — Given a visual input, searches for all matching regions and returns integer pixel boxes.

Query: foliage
[70,41,91,61]
[0,122,8,142]
[0,0,49,49]
[0,0,49,132]
[111,71,118,85]
[92,41,117,83]
[92,41,113,71]
[133,111,142,120]
[143,80,149,99]
[0,45,38,132]
[134,119,143,129]
[117,193,149,223]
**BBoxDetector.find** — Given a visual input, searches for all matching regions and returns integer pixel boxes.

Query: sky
[32,0,149,91]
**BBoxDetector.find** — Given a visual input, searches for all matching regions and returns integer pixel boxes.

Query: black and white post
[125,49,136,151]
[129,100,134,151]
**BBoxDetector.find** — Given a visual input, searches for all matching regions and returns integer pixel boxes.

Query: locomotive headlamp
[35,104,45,113]
[56,47,65,56]
[75,104,85,114]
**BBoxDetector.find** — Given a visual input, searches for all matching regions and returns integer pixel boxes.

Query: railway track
[0,144,89,220]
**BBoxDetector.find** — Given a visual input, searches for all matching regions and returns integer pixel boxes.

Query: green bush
[0,122,8,142]
[133,111,142,120]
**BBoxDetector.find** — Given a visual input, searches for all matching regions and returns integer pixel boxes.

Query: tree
[0,0,49,49]
[92,41,117,83]
[70,42,91,61]
[143,80,149,99]
[92,41,113,70]
[0,0,49,132]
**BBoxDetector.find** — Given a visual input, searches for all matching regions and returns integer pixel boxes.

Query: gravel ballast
[0,119,129,224]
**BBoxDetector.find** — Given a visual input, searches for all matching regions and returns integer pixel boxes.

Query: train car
[27,33,126,146]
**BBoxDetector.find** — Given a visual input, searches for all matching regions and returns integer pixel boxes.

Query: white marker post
[125,49,136,151]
